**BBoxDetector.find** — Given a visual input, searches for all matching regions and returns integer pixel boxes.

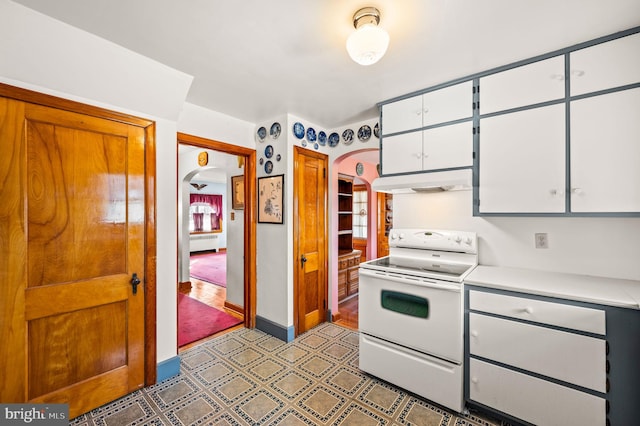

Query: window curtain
[190,194,222,231]
[193,213,204,232]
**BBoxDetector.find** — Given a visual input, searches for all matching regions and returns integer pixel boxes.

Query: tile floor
[71,323,501,425]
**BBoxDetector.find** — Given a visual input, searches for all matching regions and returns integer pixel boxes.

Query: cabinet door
[570,88,640,212]
[381,95,422,135]
[570,32,640,96]
[381,132,423,174]
[480,55,565,114]
[479,104,566,213]
[422,122,473,171]
[422,81,473,125]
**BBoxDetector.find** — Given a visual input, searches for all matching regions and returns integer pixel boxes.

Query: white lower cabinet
[470,359,605,426]
[467,289,607,425]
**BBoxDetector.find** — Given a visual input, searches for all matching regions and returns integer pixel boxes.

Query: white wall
[253,114,382,328]
[394,191,640,281]
[0,0,192,122]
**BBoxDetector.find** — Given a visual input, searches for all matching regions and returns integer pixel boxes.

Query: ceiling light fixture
[346,7,389,66]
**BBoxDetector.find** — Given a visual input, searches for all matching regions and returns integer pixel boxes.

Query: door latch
[301,254,307,268]
[131,273,141,295]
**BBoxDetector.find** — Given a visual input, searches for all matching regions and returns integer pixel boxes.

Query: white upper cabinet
[382,81,473,135]
[381,95,423,135]
[480,55,566,115]
[570,88,640,212]
[381,131,423,174]
[422,81,473,126]
[382,122,473,175]
[570,32,640,96]
[479,104,566,213]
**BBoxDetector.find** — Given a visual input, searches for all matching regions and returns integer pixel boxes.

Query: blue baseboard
[156,355,181,382]
[255,315,294,342]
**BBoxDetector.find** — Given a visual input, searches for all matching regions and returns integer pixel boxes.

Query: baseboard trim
[178,281,192,292]
[331,310,341,322]
[156,355,180,382]
[255,316,294,342]
[224,300,243,315]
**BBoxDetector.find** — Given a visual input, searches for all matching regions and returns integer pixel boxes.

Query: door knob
[131,273,141,295]
[301,255,307,268]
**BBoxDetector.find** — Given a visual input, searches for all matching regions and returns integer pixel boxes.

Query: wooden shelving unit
[337,175,354,255]
[377,192,393,257]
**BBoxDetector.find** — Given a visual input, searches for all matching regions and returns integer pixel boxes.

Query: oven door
[359,268,463,363]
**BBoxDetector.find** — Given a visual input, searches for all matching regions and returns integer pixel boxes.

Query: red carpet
[190,251,226,287]
[178,293,242,346]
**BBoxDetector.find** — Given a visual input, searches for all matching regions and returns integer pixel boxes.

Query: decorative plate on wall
[373,122,380,138]
[270,122,281,139]
[318,131,327,146]
[257,126,267,142]
[356,162,364,176]
[264,160,273,174]
[306,127,317,142]
[342,129,354,145]
[358,125,372,141]
[293,122,305,139]
[328,132,339,147]
[265,145,274,158]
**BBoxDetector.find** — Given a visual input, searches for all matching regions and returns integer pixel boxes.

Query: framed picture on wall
[258,174,284,224]
[231,175,245,210]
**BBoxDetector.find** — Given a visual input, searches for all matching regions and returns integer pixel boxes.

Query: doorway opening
[177,133,256,349]
[332,149,384,331]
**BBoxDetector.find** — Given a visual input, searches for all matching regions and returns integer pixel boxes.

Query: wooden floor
[334,295,359,330]
[179,266,359,351]
[178,278,244,351]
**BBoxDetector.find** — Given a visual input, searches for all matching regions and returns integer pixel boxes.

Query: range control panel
[389,229,478,254]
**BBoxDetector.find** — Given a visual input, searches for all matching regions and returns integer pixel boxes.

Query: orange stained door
[0,98,146,418]
[293,146,328,335]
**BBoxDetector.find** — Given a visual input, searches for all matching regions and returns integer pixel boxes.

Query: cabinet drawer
[338,258,349,270]
[469,358,605,426]
[469,290,605,335]
[469,313,606,392]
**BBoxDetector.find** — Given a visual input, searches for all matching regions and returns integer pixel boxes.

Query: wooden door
[293,146,328,335]
[0,97,146,418]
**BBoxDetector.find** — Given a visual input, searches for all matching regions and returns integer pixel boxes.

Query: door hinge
[323,300,326,309]
[323,168,326,178]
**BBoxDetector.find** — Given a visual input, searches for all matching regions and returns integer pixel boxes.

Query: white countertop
[465,265,640,310]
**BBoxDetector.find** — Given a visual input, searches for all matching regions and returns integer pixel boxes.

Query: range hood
[372,169,472,194]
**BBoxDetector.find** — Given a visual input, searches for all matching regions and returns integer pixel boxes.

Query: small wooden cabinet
[338,250,361,301]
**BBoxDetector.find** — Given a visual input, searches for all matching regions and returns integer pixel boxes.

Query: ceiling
[13,0,640,128]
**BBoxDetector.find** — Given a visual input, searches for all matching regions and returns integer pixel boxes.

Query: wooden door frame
[177,133,257,330]
[0,82,159,386]
[292,146,329,336]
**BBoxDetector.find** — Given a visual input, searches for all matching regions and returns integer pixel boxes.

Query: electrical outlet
[535,233,549,249]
